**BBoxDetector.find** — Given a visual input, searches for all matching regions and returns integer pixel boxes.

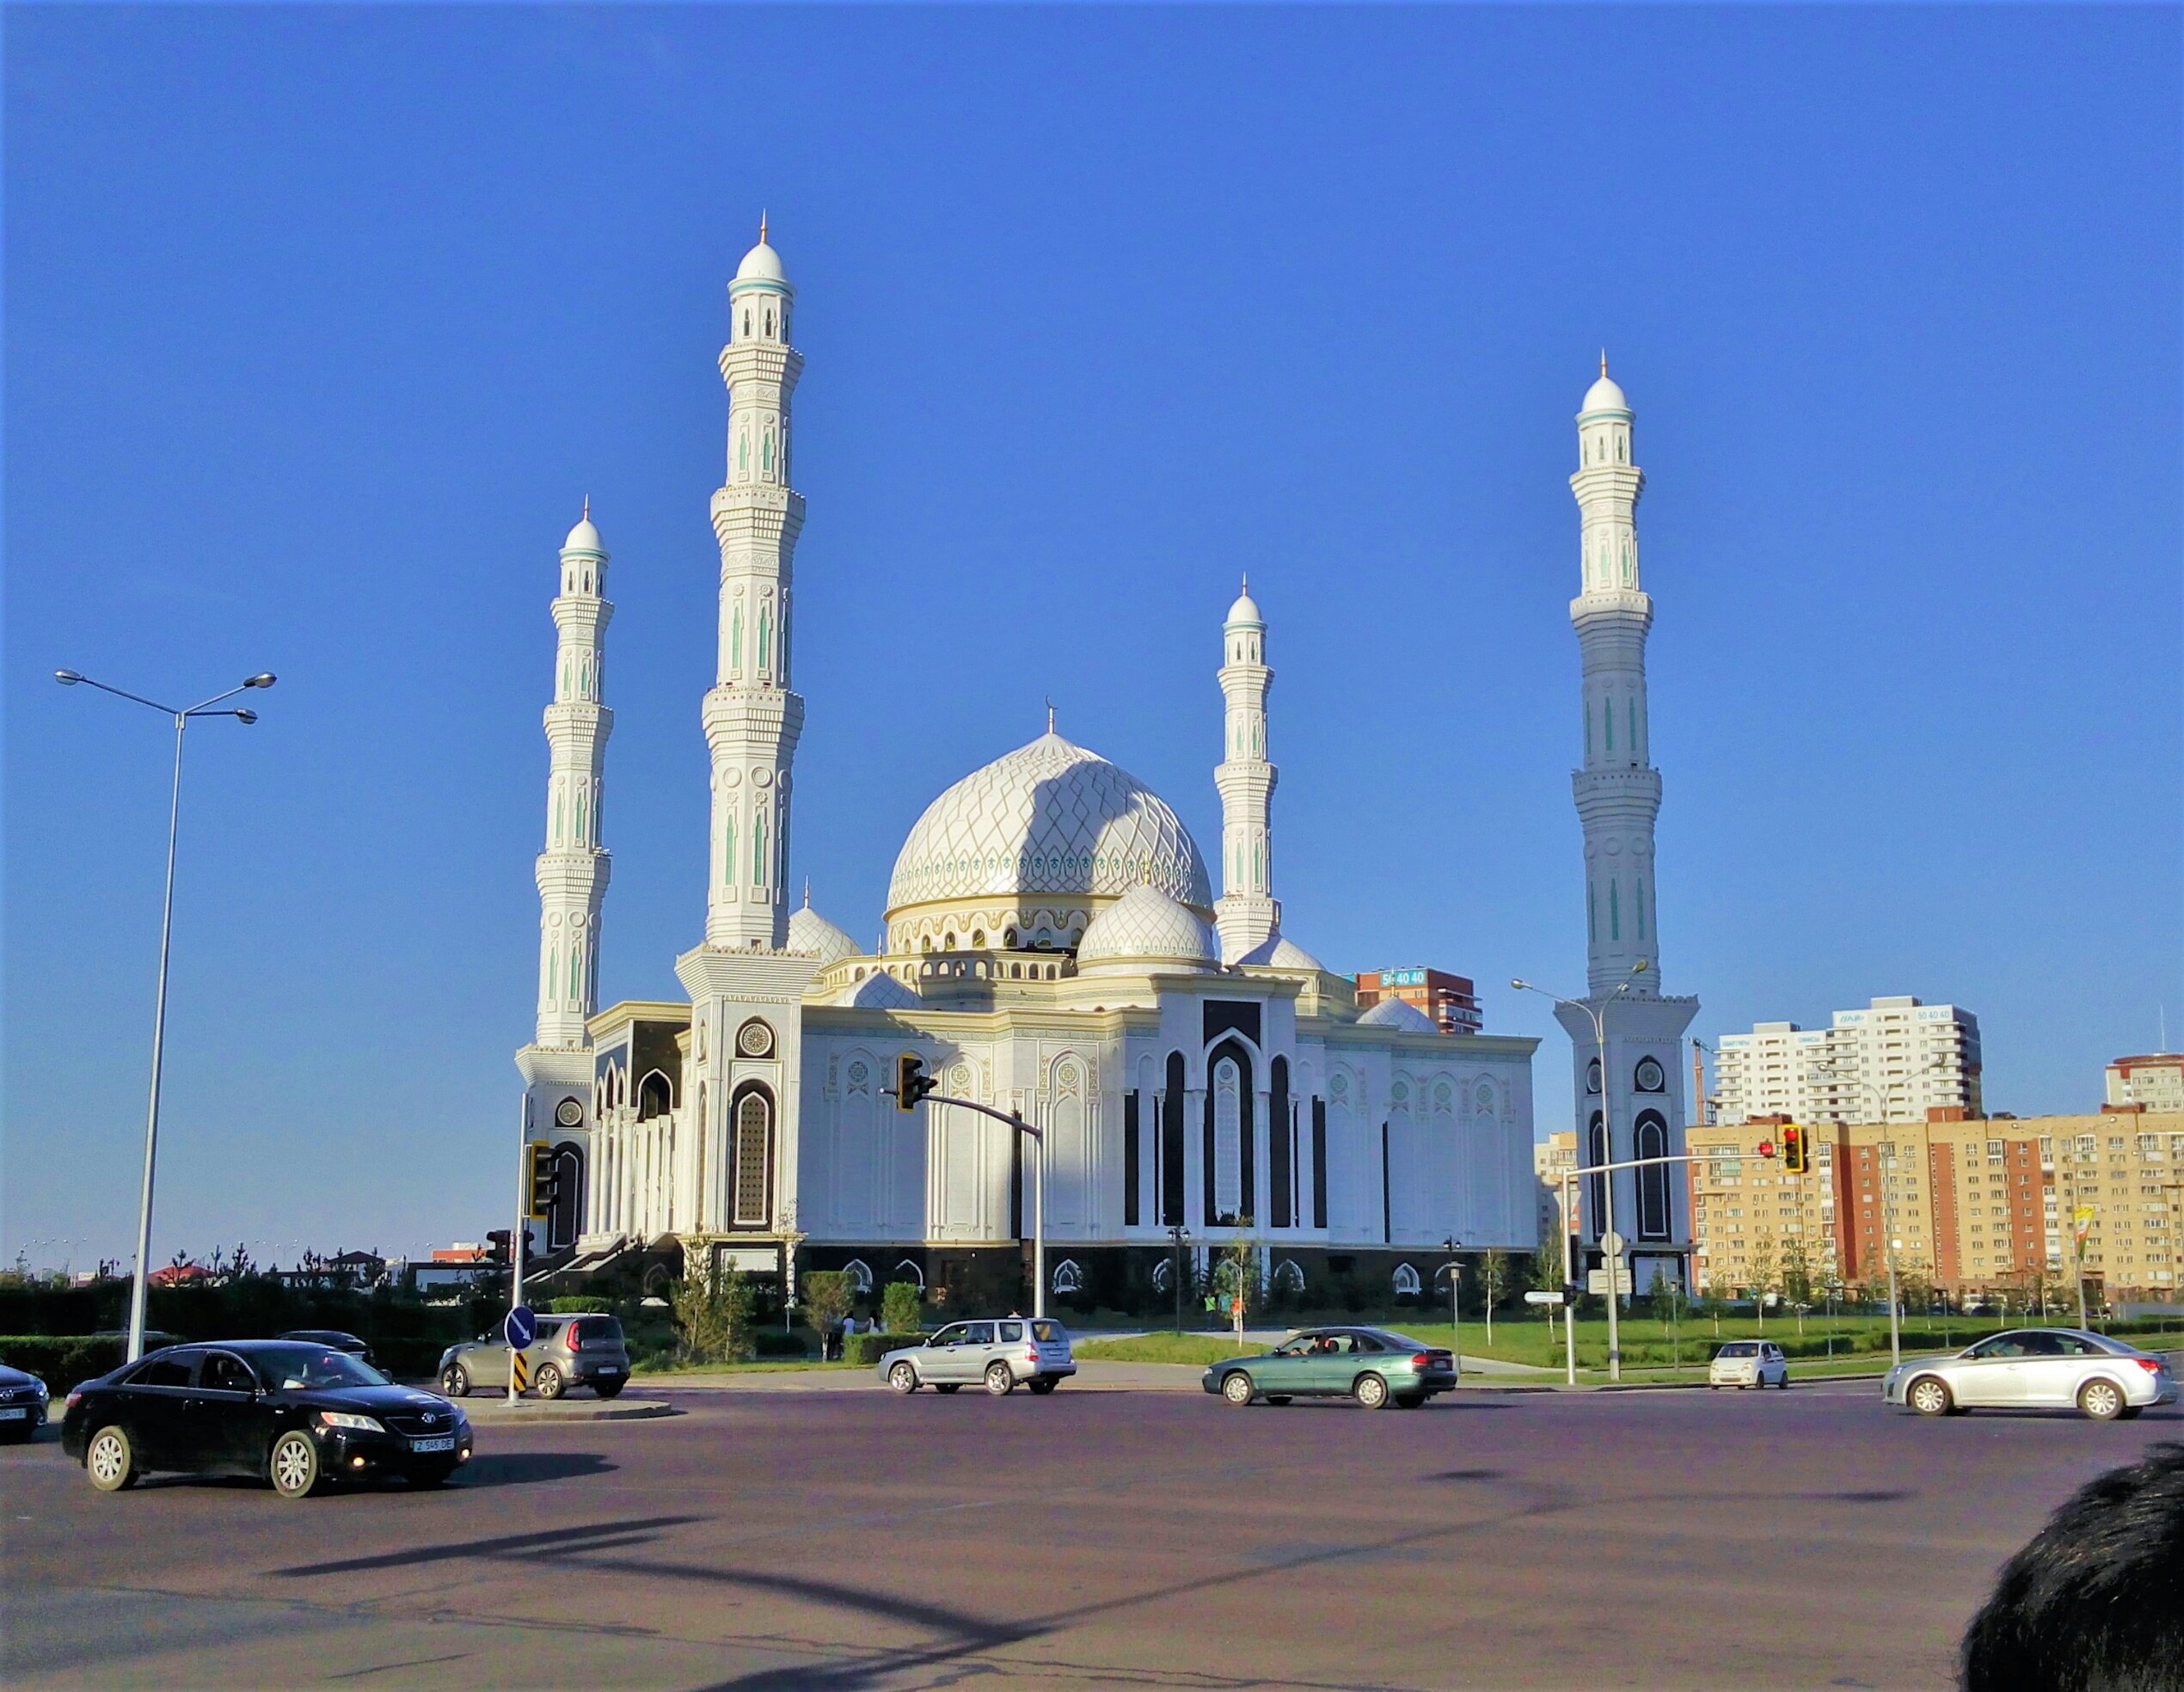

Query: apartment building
[1684,1110,2184,1303]
[2108,1054,2184,1113]
[1714,996,1981,1125]
[1534,1130,1580,1249]
[1355,967,1483,1035]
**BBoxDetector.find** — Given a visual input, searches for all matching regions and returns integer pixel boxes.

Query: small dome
[1581,366,1629,416]
[1234,933,1325,972]
[1358,996,1438,1033]
[562,511,604,554]
[734,230,787,286]
[1077,885,1218,969]
[1225,580,1263,627]
[787,902,859,966]
[839,971,922,1010]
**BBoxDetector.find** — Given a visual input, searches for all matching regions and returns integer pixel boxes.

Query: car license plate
[411,1435,456,1453]
[598,1366,623,1375]
[0,1407,25,1420]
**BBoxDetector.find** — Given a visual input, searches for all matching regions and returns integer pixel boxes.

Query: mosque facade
[514,227,1691,1310]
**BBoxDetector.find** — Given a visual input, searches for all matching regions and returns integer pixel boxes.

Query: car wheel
[1353,1372,1391,1411]
[2078,1379,2126,1421]
[1266,1395,1292,1406]
[888,1361,919,1395]
[1221,1371,1255,1407]
[85,1425,138,1493]
[1027,1380,1058,1395]
[534,1364,566,1401]
[1907,1376,1953,1418]
[984,1362,1015,1396]
[269,1430,323,1499]
[594,1380,624,1401]
[440,1364,470,1398]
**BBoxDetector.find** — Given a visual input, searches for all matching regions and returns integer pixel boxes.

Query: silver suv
[438,1315,631,1401]
[880,1318,1075,1396]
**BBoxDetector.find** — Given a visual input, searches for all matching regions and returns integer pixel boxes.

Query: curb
[460,1397,679,1424]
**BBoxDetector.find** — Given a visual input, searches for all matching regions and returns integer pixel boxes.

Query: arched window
[1628,697,1637,752]
[742,310,751,337]
[1604,697,1615,751]
[575,790,586,844]
[752,808,768,888]
[758,608,771,671]
[843,1259,873,1294]
[638,1070,674,1119]
[1273,1260,1305,1294]
[762,431,773,474]
[730,604,744,670]
[1392,1262,1421,1297]
[553,792,563,844]
[738,431,749,473]
[892,1258,924,1289]
[1635,1112,1670,1238]
[722,815,736,886]
[764,309,774,335]
[732,1086,774,1226]
[1588,1110,1609,1234]
[1052,1259,1083,1296]
[1150,1257,1171,1291]
[1635,880,1647,940]
[1610,879,1621,941]
[1212,1055,1243,1221]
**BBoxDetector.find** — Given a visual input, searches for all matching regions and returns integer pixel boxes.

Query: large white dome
[884,730,1211,947]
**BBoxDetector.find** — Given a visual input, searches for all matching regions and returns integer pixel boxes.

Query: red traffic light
[1758,1139,1776,1160]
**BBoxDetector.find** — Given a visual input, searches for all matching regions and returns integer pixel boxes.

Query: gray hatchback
[438,1315,630,1401]
[880,1318,1075,1396]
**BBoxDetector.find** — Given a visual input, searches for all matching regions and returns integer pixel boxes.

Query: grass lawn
[1073,1333,1270,1365]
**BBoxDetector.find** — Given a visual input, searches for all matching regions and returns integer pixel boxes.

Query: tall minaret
[1214,579,1279,962]
[1569,355,1657,996]
[704,218,805,951]
[535,505,614,1045]
[1554,358,1697,1293]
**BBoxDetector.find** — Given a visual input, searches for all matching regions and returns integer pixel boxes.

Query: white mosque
[514,225,1693,1310]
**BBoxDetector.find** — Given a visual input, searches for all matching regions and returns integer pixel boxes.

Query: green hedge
[0,1335,127,1389]
[546,1297,617,1314]
[847,1331,929,1367]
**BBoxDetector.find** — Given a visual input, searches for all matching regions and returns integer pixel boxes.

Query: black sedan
[61,1340,471,1498]
[0,1361,51,1441]
[277,1328,376,1367]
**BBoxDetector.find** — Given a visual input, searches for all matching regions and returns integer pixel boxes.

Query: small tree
[1475,1248,1507,1344]
[881,1279,924,1334]
[1746,1240,1778,1334]
[801,1270,856,1354]
[1215,1223,1261,1346]
[673,1258,756,1364]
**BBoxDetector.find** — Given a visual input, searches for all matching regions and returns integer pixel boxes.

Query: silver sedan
[1883,1327,2178,1420]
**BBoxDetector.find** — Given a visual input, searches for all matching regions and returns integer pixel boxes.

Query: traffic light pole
[511,1123,529,1407]
[891,1065,1047,1320]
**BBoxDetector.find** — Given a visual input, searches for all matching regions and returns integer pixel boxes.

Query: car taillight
[65,1390,83,1409]
[1412,1353,1433,1368]
[2136,1358,2162,1374]
[1026,1350,1040,1364]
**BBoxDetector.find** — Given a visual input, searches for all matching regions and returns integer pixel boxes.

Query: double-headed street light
[1513,961,1647,1382]
[56,667,276,1363]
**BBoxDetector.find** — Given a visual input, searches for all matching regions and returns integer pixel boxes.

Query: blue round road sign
[505,1304,537,1348]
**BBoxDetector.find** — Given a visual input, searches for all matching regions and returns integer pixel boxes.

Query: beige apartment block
[1535,1130,1580,1248]
[1684,1110,2184,1304]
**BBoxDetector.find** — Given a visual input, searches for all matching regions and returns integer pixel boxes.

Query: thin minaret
[1569,354,1660,997]
[704,220,805,950]
[535,505,614,1045]
[1214,578,1279,962]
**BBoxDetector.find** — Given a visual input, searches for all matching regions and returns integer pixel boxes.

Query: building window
[1212,1056,1243,1222]
[733,1088,773,1226]
[1392,1262,1421,1297]
[1636,1112,1670,1238]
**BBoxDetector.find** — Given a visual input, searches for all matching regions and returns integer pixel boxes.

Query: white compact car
[1709,1340,1789,1389]
[1883,1327,2178,1420]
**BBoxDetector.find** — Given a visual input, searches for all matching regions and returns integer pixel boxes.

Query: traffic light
[894,1052,938,1112]
[525,1142,559,1220]
[1757,1138,1778,1161]
[484,1229,512,1269]
[1782,1124,1809,1175]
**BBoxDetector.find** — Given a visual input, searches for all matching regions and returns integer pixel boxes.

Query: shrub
[881,1281,923,1333]
[752,1329,813,1358]
[672,1260,757,1364]
[800,1271,856,1335]
[848,1331,927,1367]
[0,1334,126,1389]
[547,1297,616,1315]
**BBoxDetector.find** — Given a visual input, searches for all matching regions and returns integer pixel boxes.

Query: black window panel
[1382,1122,1393,1242]
[1269,1058,1291,1228]
[201,1353,255,1394]
[134,1356,193,1389]
[1203,1001,1261,1049]
[1123,1093,1141,1228]
[1163,1053,1187,1227]
[1312,1099,1328,1229]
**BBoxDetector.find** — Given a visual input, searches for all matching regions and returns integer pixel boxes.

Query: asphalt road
[6,1378,2177,1690]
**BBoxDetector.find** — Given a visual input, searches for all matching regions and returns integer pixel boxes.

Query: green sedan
[1201,1327,1458,1410]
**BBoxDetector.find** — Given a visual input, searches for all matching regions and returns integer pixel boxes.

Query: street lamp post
[1444,1236,1463,1381]
[55,667,275,1364]
[1169,1223,1190,1333]
[919,1093,1046,1318]
[1514,963,1647,1382]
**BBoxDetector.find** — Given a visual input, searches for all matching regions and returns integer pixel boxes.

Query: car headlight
[34,1382,49,1400]
[317,1411,386,1432]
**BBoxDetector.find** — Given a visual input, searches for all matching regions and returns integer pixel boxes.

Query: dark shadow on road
[272,1513,707,1577]
[456,1451,617,1487]
[1428,1468,1507,1481]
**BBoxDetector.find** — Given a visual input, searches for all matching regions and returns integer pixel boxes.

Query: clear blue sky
[6,6,2178,1268]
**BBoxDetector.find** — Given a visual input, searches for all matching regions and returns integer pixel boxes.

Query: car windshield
[251,1346,390,1391]
[1028,1320,1066,1344]
[1718,1342,1758,1358]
